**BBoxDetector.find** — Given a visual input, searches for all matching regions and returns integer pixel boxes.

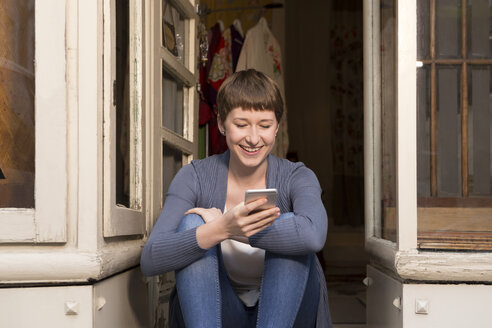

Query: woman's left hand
[185,207,223,223]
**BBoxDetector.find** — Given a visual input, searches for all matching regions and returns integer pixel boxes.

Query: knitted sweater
[140,151,332,327]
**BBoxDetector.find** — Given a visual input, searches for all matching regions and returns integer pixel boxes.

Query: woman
[141,69,331,327]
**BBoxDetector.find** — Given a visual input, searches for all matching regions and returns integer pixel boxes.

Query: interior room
[195,1,367,326]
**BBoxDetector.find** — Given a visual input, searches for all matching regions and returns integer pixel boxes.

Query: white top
[220,207,265,306]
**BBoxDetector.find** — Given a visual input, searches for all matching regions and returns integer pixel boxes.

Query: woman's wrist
[196,219,229,249]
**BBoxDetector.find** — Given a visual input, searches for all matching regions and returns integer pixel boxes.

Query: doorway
[285,1,366,326]
[195,0,367,326]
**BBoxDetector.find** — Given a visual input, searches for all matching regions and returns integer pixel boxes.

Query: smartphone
[244,188,278,213]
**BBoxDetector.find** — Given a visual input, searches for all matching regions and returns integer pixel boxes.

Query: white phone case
[244,188,278,212]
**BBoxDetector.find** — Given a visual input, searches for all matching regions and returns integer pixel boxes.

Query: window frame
[0,0,67,243]
[151,0,198,222]
[103,0,146,237]
[365,0,492,282]
[364,0,417,256]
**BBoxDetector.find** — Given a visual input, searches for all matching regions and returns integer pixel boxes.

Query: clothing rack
[197,3,283,17]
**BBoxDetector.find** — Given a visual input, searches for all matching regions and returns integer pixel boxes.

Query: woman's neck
[227,158,268,191]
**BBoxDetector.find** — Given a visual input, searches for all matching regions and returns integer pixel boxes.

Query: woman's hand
[222,198,281,238]
[194,198,280,249]
[185,207,222,223]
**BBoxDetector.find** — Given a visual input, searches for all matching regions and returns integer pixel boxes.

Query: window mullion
[461,62,469,197]
[461,0,469,197]
[430,0,437,196]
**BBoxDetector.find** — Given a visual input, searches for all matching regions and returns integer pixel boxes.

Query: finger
[248,207,280,221]
[236,207,279,231]
[244,218,276,237]
[242,213,278,234]
[242,198,268,214]
[212,208,223,215]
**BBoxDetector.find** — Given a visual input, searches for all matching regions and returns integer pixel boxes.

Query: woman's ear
[218,115,225,135]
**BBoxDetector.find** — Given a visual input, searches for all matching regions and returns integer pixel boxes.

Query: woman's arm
[140,165,280,276]
[187,203,281,248]
[248,166,328,255]
[140,165,207,276]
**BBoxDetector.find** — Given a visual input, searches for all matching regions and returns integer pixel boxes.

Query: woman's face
[220,107,278,171]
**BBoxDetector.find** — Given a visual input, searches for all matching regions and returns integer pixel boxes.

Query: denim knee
[177,213,204,232]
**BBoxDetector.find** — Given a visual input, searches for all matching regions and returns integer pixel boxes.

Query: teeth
[241,146,261,152]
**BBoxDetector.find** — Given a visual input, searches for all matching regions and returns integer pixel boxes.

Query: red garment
[198,23,221,126]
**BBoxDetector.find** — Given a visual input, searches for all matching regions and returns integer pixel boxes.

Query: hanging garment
[199,23,222,126]
[230,22,244,72]
[208,27,233,105]
[206,26,233,155]
[205,23,244,155]
[236,17,289,158]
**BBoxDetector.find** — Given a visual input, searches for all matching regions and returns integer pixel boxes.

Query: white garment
[236,17,289,158]
[220,206,265,306]
[221,239,265,306]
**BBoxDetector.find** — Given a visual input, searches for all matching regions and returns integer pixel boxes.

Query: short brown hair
[216,69,283,123]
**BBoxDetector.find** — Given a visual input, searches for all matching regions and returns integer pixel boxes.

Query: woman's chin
[232,150,268,168]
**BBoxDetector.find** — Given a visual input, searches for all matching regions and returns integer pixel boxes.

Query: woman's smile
[239,145,263,154]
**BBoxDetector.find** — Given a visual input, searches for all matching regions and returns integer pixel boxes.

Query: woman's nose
[245,128,260,144]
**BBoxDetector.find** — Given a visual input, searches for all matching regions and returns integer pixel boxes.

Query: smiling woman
[141,69,332,327]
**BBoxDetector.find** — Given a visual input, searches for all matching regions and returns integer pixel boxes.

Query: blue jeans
[175,213,320,328]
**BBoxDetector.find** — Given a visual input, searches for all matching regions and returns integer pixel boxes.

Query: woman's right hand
[221,198,280,238]
[195,198,280,249]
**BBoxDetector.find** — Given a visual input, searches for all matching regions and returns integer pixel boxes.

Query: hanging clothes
[199,22,222,126]
[236,17,289,158]
[230,21,244,72]
[203,23,245,155]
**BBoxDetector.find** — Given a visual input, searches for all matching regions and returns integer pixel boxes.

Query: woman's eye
[235,124,246,128]
[260,125,272,129]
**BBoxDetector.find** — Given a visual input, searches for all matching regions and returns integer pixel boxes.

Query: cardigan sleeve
[248,165,328,255]
[140,164,207,276]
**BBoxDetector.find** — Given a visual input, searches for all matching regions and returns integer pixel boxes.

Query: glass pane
[437,65,461,196]
[417,65,431,197]
[0,1,35,208]
[436,0,461,59]
[379,0,397,242]
[467,0,491,59]
[162,0,185,64]
[116,0,131,208]
[417,0,430,60]
[162,69,185,135]
[468,66,492,196]
[162,143,183,203]
[417,2,492,251]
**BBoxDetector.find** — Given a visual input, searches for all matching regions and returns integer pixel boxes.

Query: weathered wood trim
[102,0,146,237]
[0,241,144,284]
[0,210,35,242]
[396,250,492,282]
[396,0,417,251]
[161,127,194,155]
[170,0,197,20]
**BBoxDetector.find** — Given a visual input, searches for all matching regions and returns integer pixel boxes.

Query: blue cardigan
[141,151,332,327]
